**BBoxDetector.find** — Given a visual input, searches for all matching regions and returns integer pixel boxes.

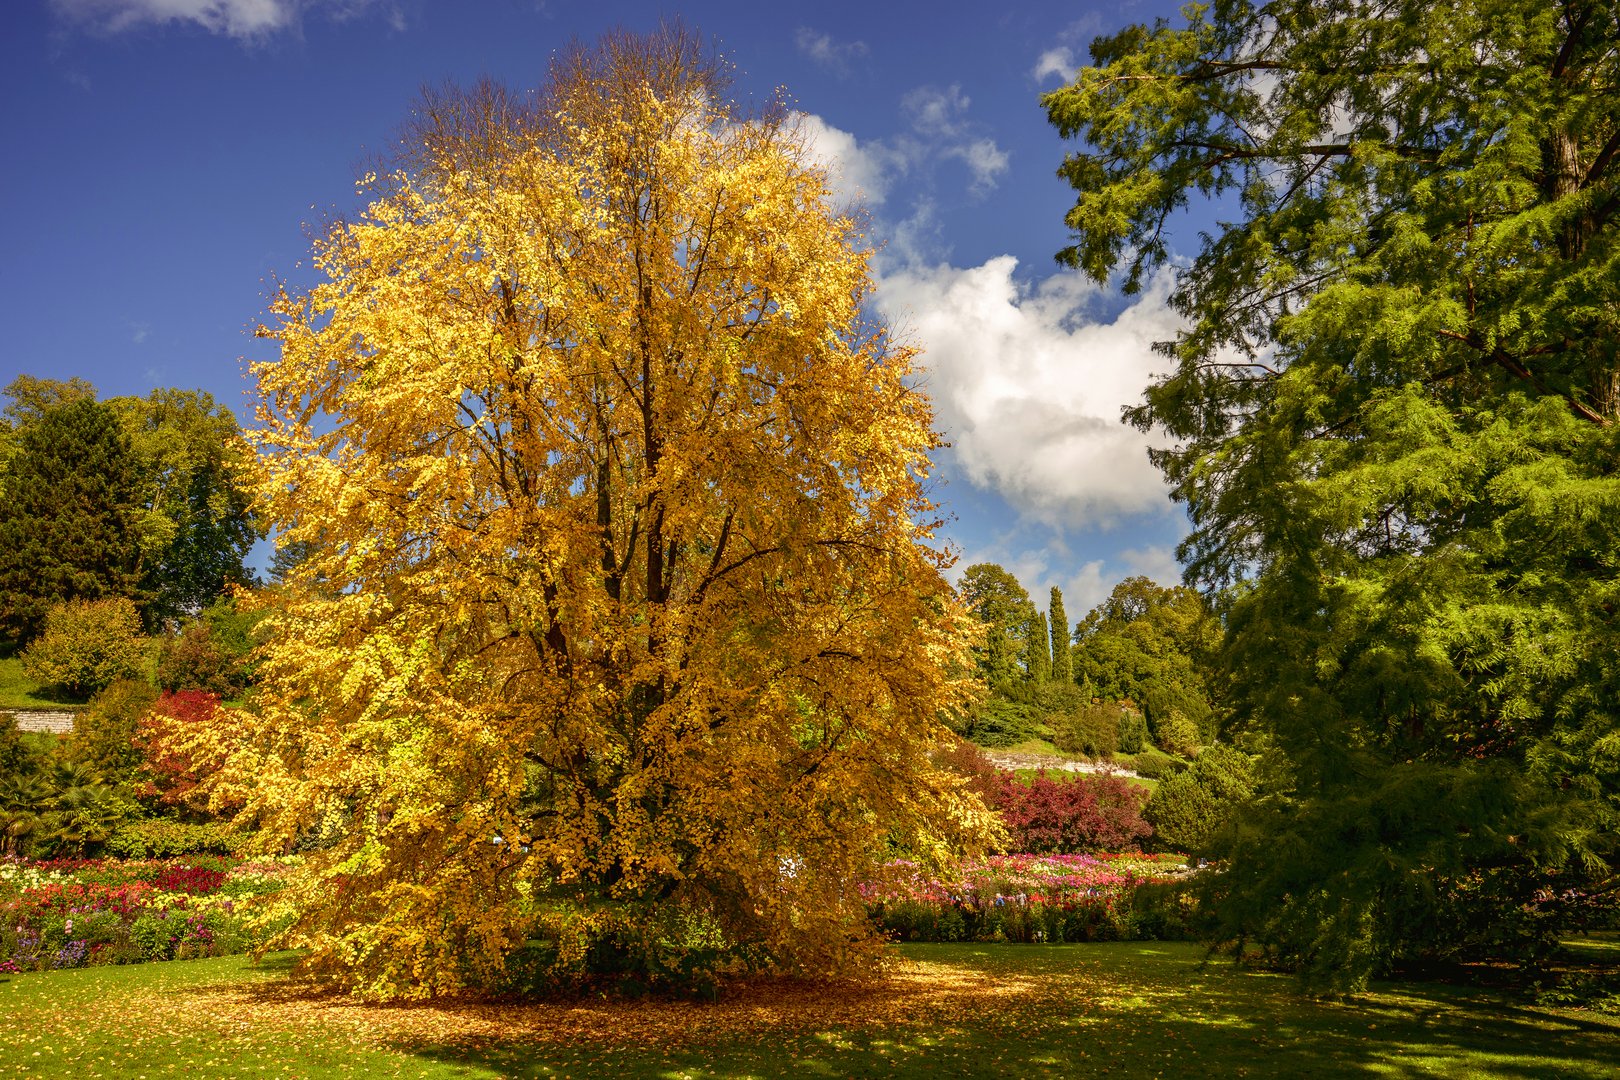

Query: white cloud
[1119,545,1182,588]
[1032,47,1075,83]
[951,537,1115,623]
[794,27,869,75]
[793,100,1007,231]
[944,138,1009,195]
[792,113,900,209]
[51,0,399,39]
[901,84,971,136]
[876,257,1182,528]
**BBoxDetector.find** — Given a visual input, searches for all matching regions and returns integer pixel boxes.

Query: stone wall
[7,709,77,734]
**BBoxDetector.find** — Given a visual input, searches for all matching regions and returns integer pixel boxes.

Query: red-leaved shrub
[991,771,1152,853]
[135,691,240,813]
[932,736,1005,804]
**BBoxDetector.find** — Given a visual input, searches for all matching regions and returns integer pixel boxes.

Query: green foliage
[0,398,144,649]
[1124,746,1184,781]
[1052,702,1122,758]
[107,389,263,626]
[1022,605,1052,683]
[155,598,261,696]
[105,818,248,858]
[34,761,142,858]
[1048,0,1620,990]
[0,711,32,777]
[1153,711,1203,758]
[1072,578,1220,744]
[1048,587,1072,683]
[1145,744,1255,855]
[964,698,1042,748]
[21,599,149,700]
[959,563,1034,689]
[1117,706,1149,755]
[61,678,160,783]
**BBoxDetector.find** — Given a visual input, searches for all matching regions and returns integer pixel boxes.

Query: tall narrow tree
[1022,602,1052,683]
[1048,586,1072,684]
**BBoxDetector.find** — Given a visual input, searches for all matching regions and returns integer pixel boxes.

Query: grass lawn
[1011,766,1158,793]
[0,657,78,711]
[3,942,1616,1079]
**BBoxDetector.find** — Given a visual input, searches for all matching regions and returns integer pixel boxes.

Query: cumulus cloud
[794,115,1178,540]
[1032,47,1074,83]
[793,112,900,209]
[950,533,1122,622]
[51,0,399,39]
[792,98,1006,229]
[1119,545,1183,588]
[876,257,1182,527]
[944,138,1009,195]
[794,27,869,75]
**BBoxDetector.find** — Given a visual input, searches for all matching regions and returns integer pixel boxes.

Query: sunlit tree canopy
[232,25,996,999]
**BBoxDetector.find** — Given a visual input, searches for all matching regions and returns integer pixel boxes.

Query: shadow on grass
[386,943,1619,1080]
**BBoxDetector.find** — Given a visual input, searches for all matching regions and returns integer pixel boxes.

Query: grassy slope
[0,657,79,711]
[3,942,1616,1079]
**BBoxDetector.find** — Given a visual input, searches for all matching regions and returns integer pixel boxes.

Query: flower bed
[0,856,294,973]
[863,853,1195,944]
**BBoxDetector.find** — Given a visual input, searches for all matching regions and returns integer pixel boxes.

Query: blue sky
[1,0,1191,617]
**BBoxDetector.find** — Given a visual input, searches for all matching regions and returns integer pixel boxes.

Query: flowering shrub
[863,852,1194,944]
[0,856,293,973]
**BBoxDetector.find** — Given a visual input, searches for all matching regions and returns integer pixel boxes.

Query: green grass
[0,657,79,710]
[3,942,1616,1078]
[1010,766,1158,793]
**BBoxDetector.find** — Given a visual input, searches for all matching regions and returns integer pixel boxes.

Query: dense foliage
[59,679,160,783]
[1143,744,1256,856]
[0,399,144,649]
[991,771,1151,853]
[1072,578,1221,746]
[109,389,262,626]
[0,379,260,649]
[21,599,149,700]
[232,28,995,998]
[1047,0,1620,988]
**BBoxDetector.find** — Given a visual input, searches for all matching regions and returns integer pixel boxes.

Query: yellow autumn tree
[232,26,997,999]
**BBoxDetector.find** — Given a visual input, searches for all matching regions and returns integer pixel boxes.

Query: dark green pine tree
[0,399,145,649]
[1048,586,1072,683]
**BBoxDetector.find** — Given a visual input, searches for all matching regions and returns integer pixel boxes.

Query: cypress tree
[1022,601,1051,683]
[1049,586,1072,683]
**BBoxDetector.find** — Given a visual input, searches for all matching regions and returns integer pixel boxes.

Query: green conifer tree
[1047,0,1620,988]
[0,399,144,648]
[1049,587,1072,683]
[1022,602,1051,683]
